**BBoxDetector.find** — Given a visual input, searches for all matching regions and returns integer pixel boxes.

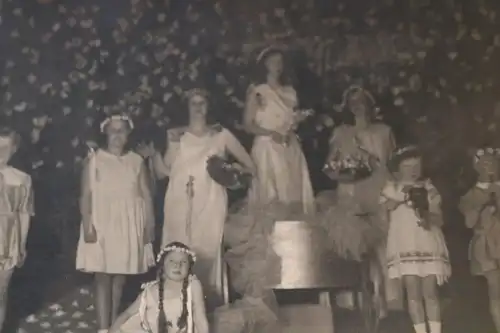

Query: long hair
[338,86,378,126]
[253,48,294,87]
[156,242,195,333]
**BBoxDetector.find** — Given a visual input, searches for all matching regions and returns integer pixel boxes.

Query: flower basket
[206,155,252,190]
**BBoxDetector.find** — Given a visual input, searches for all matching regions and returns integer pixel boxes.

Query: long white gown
[247,83,315,214]
[162,126,229,309]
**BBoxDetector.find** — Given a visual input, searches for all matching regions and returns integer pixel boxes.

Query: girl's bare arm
[108,295,141,332]
[191,278,209,333]
[139,163,155,240]
[79,158,92,229]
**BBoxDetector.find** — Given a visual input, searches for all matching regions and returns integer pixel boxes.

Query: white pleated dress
[76,150,153,274]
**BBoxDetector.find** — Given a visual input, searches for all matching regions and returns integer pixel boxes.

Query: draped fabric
[0,166,34,271]
[247,84,315,214]
[162,127,229,310]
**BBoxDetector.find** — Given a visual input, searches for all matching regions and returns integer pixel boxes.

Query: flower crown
[335,85,380,113]
[474,147,500,163]
[156,244,197,264]
[99,114,134,133]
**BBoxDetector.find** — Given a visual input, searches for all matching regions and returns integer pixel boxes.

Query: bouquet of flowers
[322,149,375,183]
[405,186,430,230]
[206,155,253,190]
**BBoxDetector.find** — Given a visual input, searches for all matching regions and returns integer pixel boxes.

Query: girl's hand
[436,274,448,286]
[83,224,97,243]
[385,199,402,211]
[137,142,156,159]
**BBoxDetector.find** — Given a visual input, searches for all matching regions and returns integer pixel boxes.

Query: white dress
[0,166,33,271]
[76,150,153,274]
[382,180,451,279]
[118,279,196,333]
[247,83,315,214]
[162,126,229,308]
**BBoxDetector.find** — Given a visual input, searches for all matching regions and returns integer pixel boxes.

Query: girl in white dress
[0,127,33,332]
[244,46,315,214]
[141,89,256,311]
[76,114,155,333]
[109,242,209,333]
[381,145,451,333]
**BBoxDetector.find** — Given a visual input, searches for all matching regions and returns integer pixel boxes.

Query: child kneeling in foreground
[109,242,209,333]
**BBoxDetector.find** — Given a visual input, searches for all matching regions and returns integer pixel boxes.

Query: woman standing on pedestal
[244,46,315,214]
[142,89,256,312]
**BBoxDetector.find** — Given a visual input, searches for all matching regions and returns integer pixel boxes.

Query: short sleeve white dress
[382,180,451,279]
[76,149,153,274]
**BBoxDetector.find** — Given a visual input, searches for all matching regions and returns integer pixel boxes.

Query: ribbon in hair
[393,145,418,158]
[99,114,134,133]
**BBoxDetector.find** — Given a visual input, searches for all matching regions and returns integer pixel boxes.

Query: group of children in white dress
[2,107,500,333]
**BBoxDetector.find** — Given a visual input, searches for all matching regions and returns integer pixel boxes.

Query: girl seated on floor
[109,242,209,333]
[0,126,34,331]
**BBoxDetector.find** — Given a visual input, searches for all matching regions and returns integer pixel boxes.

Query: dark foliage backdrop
[0,0,498,256]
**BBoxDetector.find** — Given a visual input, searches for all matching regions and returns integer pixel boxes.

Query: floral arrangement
[323,149,376,183]
[206,155,253,190]
[405,186,431,230]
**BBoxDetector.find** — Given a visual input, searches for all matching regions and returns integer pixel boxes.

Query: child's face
[475,155,499,182]
[397,157,422,182]
[0,136,16,167]
[105,120,130,151]
[164,251,190,282]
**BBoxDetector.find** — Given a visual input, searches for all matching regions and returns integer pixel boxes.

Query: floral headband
[256,45,284,63]
[184,88,209,101]
[335,85,379,113]
[156,244,197,264]
[99,114,134,133]
[474,147,500,163]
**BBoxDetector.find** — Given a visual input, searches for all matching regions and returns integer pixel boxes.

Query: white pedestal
[279,304,335,333]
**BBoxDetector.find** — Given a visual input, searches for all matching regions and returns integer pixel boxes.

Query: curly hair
[156,242,195,333]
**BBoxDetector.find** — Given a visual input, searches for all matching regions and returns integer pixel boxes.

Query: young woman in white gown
[244,46,315,214]
[326,86,396,317]
[143,89,256,311]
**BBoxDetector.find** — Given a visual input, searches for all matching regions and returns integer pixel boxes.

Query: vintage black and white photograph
[0,0,499,332]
